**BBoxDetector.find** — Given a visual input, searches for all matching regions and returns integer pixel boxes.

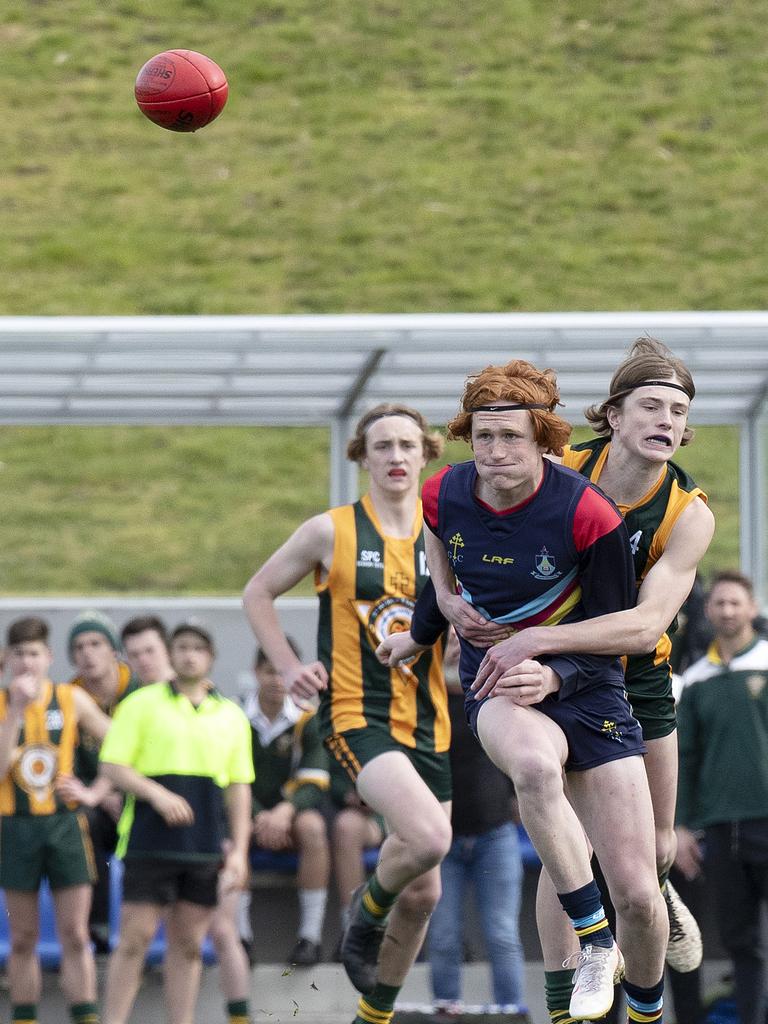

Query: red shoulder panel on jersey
[572,485,624,552]
[421,465,451,531]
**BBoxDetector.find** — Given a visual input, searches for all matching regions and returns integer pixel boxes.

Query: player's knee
[57,918,91,953]
[614,876,665,929]
[512,751,562,801]
[10,926,38,956]
[294,809,328,847]
[333,809,365,846]
[413,817,452,872]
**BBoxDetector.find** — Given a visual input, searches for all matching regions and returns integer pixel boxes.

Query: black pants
[706,819,768,1024]
[84,804,118,934]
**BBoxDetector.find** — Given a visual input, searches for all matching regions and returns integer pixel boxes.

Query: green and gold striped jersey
[316,493,450,753]
[0,681,79,815]
[564,436,707,691]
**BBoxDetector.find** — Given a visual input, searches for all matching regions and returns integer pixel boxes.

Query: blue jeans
[427,821,526,1007]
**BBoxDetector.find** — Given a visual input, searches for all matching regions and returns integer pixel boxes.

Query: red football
[135,50,228,132]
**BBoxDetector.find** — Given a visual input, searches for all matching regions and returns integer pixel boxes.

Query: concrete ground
[0,959,731,1024]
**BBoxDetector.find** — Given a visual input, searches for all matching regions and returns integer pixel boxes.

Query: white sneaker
[664,879,703,972]
[566,942,625,1020]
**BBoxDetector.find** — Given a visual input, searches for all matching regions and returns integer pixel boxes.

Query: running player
[379,359,669,1022]
[0,615,112,1024]
[243,403,451,1024]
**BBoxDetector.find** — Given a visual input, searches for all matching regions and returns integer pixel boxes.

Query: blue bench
[249,845,380,876]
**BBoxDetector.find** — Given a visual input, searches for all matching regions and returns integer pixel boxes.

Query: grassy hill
[0,423,738,595]
[0,0,759,593]
[2,0,767,315]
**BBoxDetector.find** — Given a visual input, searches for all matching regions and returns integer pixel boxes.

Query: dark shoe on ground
[288,937,321,967]
[341,883,386,995]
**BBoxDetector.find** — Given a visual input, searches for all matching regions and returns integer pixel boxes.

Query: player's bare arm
[243,512,334,702]
[473,496,714,691]
[220,782,251,893]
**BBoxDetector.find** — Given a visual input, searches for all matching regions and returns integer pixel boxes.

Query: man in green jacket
[675,570,768,1024]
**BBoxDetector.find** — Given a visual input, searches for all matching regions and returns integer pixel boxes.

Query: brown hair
[585,337,695,445]
[7,616,50,647]
[346,403,444,464]
[121,615,169,648]
[447,359,572,455]
[708,569,755,600]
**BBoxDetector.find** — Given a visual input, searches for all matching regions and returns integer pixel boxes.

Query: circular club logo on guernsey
[137,55,177,96]
[14,743,58,796]
[354,595,419,679]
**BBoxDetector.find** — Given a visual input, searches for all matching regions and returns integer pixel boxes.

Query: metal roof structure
[1,311,766,597]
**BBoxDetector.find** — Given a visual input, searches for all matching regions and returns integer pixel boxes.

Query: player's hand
[674,826,704,881]
[473,660,560,704]
[150,787,194,827]
[472,628,546,692]
[286,661,328,709]
[375,632,426,667]
[438,593,510,646]
[55,774,96,807]
[8,672,39,713]
[218,849,248,895]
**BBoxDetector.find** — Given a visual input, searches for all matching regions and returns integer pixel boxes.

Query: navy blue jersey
[418,459,636,705]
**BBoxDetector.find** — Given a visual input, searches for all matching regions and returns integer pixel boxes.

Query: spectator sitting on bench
[240,641,331,967]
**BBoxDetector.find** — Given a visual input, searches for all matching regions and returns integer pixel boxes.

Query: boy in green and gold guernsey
[245,403,451,1024]
[0,616,112,1024]
[99,620,254,1024]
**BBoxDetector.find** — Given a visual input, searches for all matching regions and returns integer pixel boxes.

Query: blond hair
[346,403,444,464]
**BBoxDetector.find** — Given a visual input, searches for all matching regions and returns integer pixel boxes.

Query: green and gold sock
[69,1002,99,1024]
[352,981,400,1024]
[227,997,251,1024]
[360,873,397,925]
[544,968,578,1024]
[12,1005,38,1024]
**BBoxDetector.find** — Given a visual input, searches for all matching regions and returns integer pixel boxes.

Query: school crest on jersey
[531,546,562,581]
[12,742,58,798]
[352,595,418,679]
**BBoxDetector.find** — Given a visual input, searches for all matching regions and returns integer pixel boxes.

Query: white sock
[298,887,328,944]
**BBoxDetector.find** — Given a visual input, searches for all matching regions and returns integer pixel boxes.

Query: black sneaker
[288,937,321,967]
[340,883,386,995]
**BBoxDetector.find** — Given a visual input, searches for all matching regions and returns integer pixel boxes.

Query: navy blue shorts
[468,684,645,772]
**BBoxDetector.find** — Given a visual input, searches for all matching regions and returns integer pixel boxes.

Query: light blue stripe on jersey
[459,566,579,624]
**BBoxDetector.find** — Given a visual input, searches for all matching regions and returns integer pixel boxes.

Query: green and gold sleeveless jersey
[316,493,450,753]
[71,662,138,785]
[0,681,78,815]
[564,436,707,692]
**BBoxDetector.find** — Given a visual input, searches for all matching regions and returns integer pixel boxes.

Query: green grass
[0,0,757,592]
[1,0,767,313]
[0,423,737,595]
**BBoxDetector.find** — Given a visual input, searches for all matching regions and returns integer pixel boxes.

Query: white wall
[0,596,319,701]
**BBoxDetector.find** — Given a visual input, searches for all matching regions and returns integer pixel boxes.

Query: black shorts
[122,856,221,907]
[469,683,646,772]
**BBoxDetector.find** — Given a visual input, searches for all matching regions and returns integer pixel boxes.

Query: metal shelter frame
[0,311,766,600]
